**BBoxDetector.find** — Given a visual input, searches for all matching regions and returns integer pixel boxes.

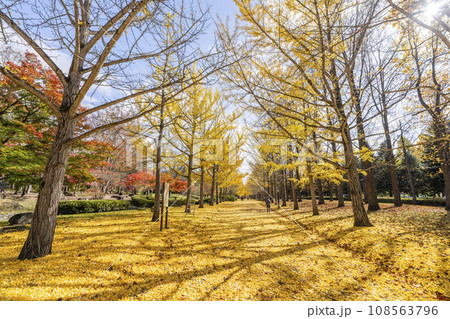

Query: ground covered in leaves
[0,200,448,300]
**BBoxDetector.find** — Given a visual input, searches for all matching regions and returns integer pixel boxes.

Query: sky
[202,0,239,19]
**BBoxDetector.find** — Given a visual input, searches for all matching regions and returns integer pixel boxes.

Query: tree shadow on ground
[0,200,447,301]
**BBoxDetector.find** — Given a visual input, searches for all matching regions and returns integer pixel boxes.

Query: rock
[112,195,128,200]
[78,197,89,201]
[9,213,33,225]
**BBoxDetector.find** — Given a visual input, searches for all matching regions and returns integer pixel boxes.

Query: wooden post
[160,182,169,231]
[164,206,169,229]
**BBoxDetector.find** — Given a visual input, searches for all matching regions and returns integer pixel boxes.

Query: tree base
[353,221,374,227]
[367,204,380,212]
[439,212,450,225]
[18,240,52,260]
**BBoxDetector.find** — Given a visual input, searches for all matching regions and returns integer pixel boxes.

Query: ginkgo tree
[167,72,242,213]
[168,80,221,213]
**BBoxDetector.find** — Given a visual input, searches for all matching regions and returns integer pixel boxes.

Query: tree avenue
[0,0,448,267]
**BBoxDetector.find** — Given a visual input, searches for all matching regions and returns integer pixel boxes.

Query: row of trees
[220,0,449,227]
[0,0,447,261]
[0,0,245,260]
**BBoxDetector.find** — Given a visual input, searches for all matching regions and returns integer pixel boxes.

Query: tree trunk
[329,182,334,201]
[265,170,270,199]
[185,153,193,213]
[269,172,275,201]
[381,94,402,207]
[350,67,380,211]
[215,181,219,204]
[152,101,165,221]
[330,58,371,226]
[307,163,319,215]
[343,135,372,226]
[296,168,302,202]
[281,169,287,206]
[210,165,215,206]
[199,165,205,208]
[337,182,345,207]
[317,179,325,204]
[19,115,75,259]
[290,168,299,210]
[331,132,344,207]
[400,127,417,205]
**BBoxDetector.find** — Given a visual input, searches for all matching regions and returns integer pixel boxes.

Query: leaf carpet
[0,200,448,300]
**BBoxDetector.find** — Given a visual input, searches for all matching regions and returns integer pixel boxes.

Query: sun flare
[425,1,444,18]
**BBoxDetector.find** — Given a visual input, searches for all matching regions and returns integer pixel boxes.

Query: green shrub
[58,200,130,215]
[226,195,237,202]
[301,196,445,207]
[131,196,154,208]
[169,197,186,206]
[132,195,196,207]
[377,197,445,207]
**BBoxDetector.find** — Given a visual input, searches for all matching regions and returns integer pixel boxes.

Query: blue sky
[202,0,239,18]
[197,0,239,48]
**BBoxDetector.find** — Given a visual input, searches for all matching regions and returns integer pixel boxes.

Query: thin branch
[0,10,68,85]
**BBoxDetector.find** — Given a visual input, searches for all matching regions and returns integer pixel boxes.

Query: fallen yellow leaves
[0,200,448,300]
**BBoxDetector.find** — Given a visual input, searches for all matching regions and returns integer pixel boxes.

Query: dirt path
[0,200,448,300]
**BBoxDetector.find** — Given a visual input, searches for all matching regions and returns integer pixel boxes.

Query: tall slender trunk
[337,183,345,207]
[329,182,334,201]
[312,132,325,205]
[209,164,215,206]
[400,126,417,205]
[296,168,302,202]
[350,68,380,211]
[185,153,193,213]
[330,59,371,226]
[265,170,270,198]
[381,106,402,207]
[152,101,165,221]
[317,179,325,204]
[281,169,287,206]
[270,171,276,201]
[290,168,299,210]
[215,181,219,204]
[307,163,319,215]
[330,117,344,208]
[199,165,205,208]
[19,115,75,259]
